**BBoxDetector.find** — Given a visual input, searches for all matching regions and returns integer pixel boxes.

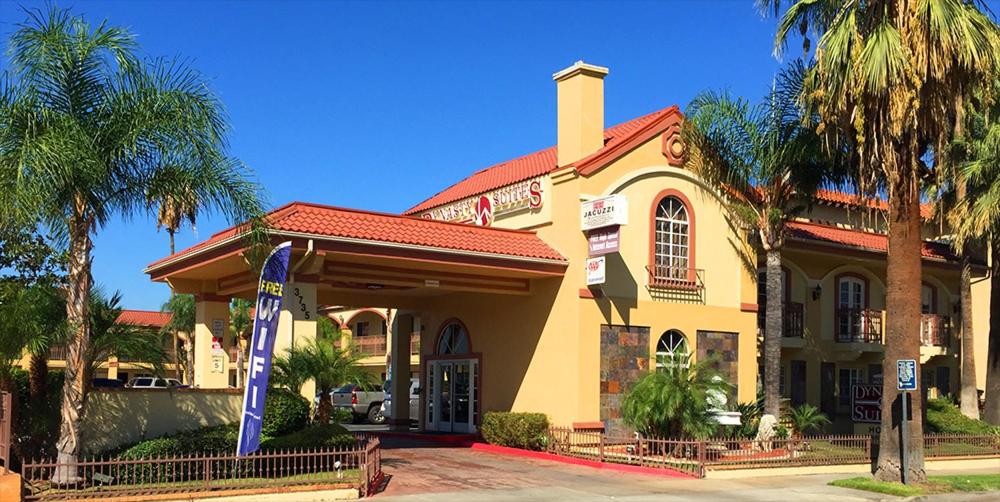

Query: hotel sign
[851,384,882,424]
[588,225,620,257]
[581,195,628,231]
[421,177,543,226]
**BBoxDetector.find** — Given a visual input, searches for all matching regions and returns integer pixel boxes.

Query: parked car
[380,377,420,423]
[92,378,125,388]
[331,383,385,424]
[126,377,183,389]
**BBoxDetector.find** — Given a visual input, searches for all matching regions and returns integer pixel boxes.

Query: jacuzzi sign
[421,177,543,226]
[581,195,628,231]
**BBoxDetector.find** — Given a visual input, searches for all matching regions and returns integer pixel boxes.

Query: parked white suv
[127,377,183,389]
[380,377,420,423]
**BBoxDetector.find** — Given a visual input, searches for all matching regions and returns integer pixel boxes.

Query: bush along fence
[545,427,1000,478]
[20,435,383,500]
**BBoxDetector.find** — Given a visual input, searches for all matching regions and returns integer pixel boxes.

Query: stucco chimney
[553,61,609,167]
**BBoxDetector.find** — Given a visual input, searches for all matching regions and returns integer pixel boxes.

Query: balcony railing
[756,302,806,338]
[646,265,704,291]
[48,345,67,360]
[354,336,387,357]
[921,314,952,347]
[835,308,884,343]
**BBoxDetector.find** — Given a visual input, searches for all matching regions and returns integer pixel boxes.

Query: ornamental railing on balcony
[921,314,952,347]
[646,265,704,291]
[835,308,883,343]
[756,302,805,338]
[48,345,67,360]
[354,335,387,357]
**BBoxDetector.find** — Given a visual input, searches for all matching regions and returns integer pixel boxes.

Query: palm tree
[87,288,170,387]
[622,356,728,441]
[229,298,252,388]
[953,79,1000,424]
[0,7,266,476]
[274,336,376,424]
[786,404,831,437]
[161,294,196,384]
[767,0,1000,483]
[682,62,838,418]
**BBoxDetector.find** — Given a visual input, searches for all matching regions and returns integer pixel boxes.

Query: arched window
[654,196,690,280]
[655,330,689,370]
[437,321,470,355]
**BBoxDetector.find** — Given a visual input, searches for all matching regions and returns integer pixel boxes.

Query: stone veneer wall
[600,324,650,435]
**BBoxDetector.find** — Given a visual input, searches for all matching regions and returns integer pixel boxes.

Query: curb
[469,443,698,479]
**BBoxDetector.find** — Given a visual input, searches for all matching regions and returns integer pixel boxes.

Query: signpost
[896,359,917,485]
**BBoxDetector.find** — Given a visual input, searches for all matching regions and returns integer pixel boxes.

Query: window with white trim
[437,321,470,355]
[654,196,690,280]
[655,329,689,370]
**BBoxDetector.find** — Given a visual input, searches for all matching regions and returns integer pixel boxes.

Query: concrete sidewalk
[371,437,998,501]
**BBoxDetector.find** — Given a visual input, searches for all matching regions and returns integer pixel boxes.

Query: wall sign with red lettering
[420,177,544,226]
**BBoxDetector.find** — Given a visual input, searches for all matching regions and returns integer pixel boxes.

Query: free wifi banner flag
[236,241,292,456]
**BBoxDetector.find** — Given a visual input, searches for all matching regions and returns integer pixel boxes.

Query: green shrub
[117,424,238,458]
[261,387,309,436]
[330,407,353,424]
[926,398,1000,436]
[262,424,355,450]
[480,412,549,450]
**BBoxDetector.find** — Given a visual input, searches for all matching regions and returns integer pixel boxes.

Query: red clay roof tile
[116,310,173,328]
[786,221,956,261]
[404,107,678,215]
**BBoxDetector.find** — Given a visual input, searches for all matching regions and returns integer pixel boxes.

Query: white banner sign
[421,177,543,226]
[586,256,606,286]
[581,195,628,231]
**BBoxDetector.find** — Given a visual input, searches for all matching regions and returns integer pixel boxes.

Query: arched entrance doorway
[426,320,479,433]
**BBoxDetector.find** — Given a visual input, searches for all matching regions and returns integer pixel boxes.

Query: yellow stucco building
[144,61,984,435]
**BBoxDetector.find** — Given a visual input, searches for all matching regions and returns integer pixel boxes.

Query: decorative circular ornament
[475,196,494,226]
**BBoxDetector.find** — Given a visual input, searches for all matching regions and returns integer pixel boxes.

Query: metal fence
[0,392,10,474]
[546,427,1000,478]
[21,436,383,500]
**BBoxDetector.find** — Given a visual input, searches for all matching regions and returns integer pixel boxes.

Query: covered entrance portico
[144,202,566,432]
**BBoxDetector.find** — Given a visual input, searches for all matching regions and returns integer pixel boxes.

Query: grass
[830,474,1000,497]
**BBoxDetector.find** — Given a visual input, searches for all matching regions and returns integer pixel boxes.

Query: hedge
[926,398,1000,436]
[480,411,549,451]
[260,388,309,437]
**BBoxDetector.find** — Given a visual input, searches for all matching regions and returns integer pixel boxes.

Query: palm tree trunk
[875,173,926,484]
[29,352,49,404]
[173,332,182,380]
[184,334,195,386]
[764,247,783,418]
[318,386,333,424]
[984,234,1000,424]
[236,341,244,388]
[168,229,176,255]
[959,250,980,419]
[53,211,93,484]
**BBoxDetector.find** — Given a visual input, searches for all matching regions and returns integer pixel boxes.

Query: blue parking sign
[897,359,917,391]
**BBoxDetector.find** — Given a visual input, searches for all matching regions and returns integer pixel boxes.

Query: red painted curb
[469,443,698,479]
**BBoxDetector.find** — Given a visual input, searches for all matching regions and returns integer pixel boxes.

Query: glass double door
[426,359,477,433]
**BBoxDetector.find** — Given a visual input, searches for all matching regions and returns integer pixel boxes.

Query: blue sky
[0,1,791,310]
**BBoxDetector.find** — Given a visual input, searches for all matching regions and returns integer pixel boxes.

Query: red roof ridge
[284,201,551,237]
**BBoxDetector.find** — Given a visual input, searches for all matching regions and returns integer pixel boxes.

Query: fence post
[203,456,211,490]
[697,439,706,478]
[637,436,644,467]
[598,433,605,463]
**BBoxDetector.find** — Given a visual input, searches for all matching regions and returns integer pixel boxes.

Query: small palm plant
[274,335,376,424]
[786,404,831,438]
[622,356,729,442]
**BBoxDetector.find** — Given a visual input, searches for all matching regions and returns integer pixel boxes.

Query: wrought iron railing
[21,436,383,500]
[354,336,387,357]
[834,308,883,343]
[756,302,805,338]
[646,265,705,291]
[920,314,952,347]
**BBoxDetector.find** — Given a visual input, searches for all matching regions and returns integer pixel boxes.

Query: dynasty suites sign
[421,177,543,226]
[581,195,628,231]
[851,384,882,424]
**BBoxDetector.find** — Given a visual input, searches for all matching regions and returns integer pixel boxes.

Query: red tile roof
[785,221,957,262]
[404,106,679,215]
[147,202,566,270]
[813,189,932,218]
[116,310,173,328]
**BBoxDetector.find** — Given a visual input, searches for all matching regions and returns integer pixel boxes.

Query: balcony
[835,308,884,344]
[920,314,952,347]
[756,302,805,338]
[48,345,67,360]
[354,336,387,357]
[646,265,704,291]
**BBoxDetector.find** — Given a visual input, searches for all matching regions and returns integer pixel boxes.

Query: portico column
[277,276,318,402]
[194,294,230,389]
[389,312,414,430]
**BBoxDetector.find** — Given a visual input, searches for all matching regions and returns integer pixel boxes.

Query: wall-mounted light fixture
[812,285,823,301]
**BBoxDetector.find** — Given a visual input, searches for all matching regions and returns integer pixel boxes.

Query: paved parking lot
[371,436,998,501]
